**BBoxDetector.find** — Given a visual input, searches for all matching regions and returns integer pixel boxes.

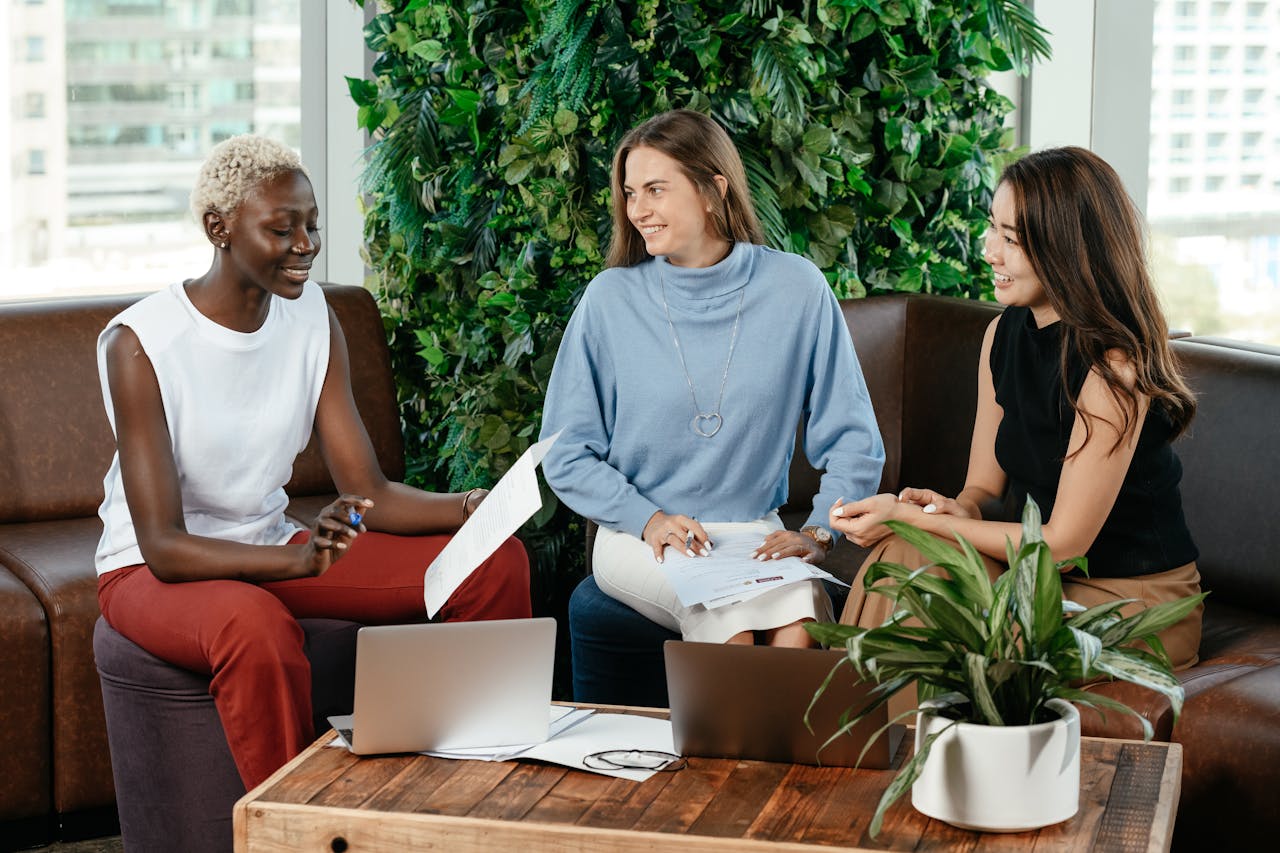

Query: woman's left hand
[829,494,902,546]
[750,530,828,565]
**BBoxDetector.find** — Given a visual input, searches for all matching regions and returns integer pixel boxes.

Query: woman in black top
[831,147,1203,668]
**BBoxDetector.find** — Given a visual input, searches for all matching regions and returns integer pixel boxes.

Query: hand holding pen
[642,510,712,564]
[299,495,373,578]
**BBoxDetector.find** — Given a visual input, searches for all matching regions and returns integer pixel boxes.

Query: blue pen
[348,509,363,526]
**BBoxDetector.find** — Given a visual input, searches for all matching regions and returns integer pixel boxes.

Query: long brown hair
[605,109,764,268]
[1000,146,1196,450]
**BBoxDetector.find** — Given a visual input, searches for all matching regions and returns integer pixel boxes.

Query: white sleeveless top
[95,280,331,575]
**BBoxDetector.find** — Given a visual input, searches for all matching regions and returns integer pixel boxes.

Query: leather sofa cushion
[0,517,112,814]
[0,567,52,822]
[1173,664,1280,850]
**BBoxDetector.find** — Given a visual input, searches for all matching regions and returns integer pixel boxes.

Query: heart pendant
[693,412,723,438]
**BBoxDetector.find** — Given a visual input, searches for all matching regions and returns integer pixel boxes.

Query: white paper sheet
[518,712,676,782]
[659,528,843,608]
[423,431,559,617]
[325,704,591,757]
[327,709,676,783]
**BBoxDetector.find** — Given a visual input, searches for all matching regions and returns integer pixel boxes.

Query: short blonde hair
[189,134,308,224]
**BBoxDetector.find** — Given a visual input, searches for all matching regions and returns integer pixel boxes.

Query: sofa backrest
[0,284,402,524]
[1172,336,1280,614]
[783,293,1000,516]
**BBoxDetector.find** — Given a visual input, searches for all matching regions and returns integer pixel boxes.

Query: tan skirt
[839,534,1204,670]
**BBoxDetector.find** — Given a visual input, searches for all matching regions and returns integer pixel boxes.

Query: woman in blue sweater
[540,110,884,646]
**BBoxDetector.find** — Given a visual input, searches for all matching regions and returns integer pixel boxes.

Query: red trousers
[97,530,530,790]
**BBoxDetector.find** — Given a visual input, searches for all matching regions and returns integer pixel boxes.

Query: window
[1148,0,1280,344]
[1170,132,1193,162]
[1242,131,1264,159]
[1170,88,1195,117]
[1243,88,1265,115]
[23,92,46,118]
[1209,44,1231,72]
[1207,88,1229,116]
[3,1,303,301]
[1244,45,1267,73]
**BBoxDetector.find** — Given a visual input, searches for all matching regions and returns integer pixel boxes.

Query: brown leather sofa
[0,284,401,847]
[779,294,1280,850]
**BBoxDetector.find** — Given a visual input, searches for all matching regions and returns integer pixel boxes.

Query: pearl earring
[219,242,227,249]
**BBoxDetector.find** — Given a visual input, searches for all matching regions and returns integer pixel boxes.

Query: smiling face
[224,169,321,298]
[622,145,729,268]
[985,182,1057,326]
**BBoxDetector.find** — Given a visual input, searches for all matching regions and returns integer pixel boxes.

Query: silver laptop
[332,618,556,756]
[664,641,904,769]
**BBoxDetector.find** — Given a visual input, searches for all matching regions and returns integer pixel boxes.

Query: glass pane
[1149,0,1280,344]
[3,0,301,302]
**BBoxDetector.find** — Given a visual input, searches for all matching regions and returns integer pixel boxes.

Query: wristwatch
[800,525,833,554]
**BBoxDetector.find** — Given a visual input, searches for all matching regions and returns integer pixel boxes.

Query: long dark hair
[1000,146,1195,450]
[605,109,764,268]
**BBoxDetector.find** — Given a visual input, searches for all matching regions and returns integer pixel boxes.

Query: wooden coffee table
[234,705,1180,852]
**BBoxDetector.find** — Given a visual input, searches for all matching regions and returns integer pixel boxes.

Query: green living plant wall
[350,0,1049,581]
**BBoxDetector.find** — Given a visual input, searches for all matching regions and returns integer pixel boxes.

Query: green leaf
[409,39,445,62]
[1101,593,1208,648]
[1093,648,1187,717]
[345,76,378,107]
[552,108,578,135]
[964,652,1003,725]
[1032,541,1064,651]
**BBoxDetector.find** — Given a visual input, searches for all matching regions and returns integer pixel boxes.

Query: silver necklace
[659,274,746,438]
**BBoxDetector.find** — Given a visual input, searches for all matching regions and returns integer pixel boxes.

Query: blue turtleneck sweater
[539,241,884,539]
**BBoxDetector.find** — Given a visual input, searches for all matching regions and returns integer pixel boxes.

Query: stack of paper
[659,529,847,609]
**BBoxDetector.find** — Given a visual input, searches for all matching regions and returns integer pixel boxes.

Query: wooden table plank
[357,753,467,812]
[688,759,791,837]
[307,753,417,808]
[520,768,625,824]
[574,772,676,829]
[400,759,537,818]
[464,761,570,820]
[745,764,855,842]
[629,758,735,834]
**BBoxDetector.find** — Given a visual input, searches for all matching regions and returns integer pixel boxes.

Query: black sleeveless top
[990,307,1198,578]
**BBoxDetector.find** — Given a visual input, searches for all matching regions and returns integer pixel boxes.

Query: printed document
[423,431,559,617]
[660,528,845,609]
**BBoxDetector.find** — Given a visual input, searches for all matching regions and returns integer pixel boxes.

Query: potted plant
[806,498,1205,836]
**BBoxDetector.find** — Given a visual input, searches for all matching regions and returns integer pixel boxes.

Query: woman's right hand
[642,511,710,564]
[895,487,972,519]
[299,494,372,577]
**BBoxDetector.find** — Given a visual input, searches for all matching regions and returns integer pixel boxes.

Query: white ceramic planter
[910,698,1080,832]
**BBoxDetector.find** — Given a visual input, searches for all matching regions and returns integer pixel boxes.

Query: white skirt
[592,512,833,643]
